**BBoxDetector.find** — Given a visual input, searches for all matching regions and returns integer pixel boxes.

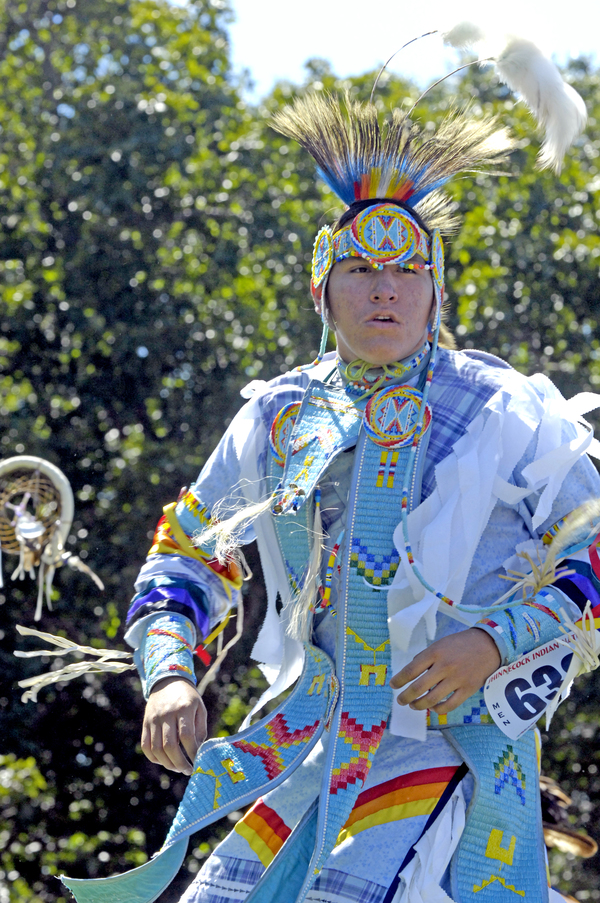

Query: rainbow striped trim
[234,798,292,867]
[336,766,459,845]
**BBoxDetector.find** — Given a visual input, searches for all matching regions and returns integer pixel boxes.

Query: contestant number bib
[484,638,576,740]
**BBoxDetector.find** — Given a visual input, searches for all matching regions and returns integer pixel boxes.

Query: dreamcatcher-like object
[7,457,132,702]
[0,455,103,620]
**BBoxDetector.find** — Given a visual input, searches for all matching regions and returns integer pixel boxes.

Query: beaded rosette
[363,385,432,449]
[269,401,302,467]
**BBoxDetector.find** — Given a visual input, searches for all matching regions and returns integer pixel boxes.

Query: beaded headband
[312,203,430,287]
[311,202,444,324]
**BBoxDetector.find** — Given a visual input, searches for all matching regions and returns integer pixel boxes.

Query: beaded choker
[338,343,430,400]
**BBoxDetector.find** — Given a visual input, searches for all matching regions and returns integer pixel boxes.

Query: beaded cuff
[139,613,197,699]
[475,586,571,666]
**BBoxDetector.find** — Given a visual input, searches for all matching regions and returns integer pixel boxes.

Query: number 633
[505,653,574,721]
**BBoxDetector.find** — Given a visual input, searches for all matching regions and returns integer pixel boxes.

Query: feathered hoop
[0,456,104,620]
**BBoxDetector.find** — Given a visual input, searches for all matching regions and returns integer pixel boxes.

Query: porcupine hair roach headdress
[271,27,587,364]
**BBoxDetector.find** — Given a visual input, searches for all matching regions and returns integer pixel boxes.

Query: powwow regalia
[62,27,600,903]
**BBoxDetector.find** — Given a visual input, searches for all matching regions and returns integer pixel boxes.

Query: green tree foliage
[1,1,599,898]
[0,0,316,897]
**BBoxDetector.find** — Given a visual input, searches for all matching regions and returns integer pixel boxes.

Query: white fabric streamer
[385,375,600,736]
[392,783,466,902]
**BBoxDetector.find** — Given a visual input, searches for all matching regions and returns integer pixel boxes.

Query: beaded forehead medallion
[350,203,420,262]
[311,203,438,294]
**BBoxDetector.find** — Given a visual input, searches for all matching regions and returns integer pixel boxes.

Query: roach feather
[271,93,513,233]
[496,37,587,173]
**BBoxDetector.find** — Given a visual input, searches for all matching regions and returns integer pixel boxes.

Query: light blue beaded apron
[252,378,431,902]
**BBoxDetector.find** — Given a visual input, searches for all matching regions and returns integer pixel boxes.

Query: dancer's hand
[390,628,501,714]
[141,677,207,775]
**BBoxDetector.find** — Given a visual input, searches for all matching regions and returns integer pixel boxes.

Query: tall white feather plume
[441,22,587,173]
[496,37,587,173]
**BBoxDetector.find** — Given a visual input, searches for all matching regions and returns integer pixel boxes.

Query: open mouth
[371,315,396,323]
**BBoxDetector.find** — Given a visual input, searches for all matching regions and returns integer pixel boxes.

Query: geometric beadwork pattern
[364,385,431,450]
[448,726,547,902]
[59,643,336,903]
[144,614,195,688]
[178,490,211,527]
[267,381,432,903]
[269,401,301,467]
[431,228,444,290]
[162,643,335,849]
[233,714,321,782]
[297,390,432,895]
[330,713,387,794]
[462,698,493,726]
[311,226,334,289]
[376,449,400,488]
[350,204,419,264]
[477,587,568,667]
[493,745,526,806]
[350,537,400,586]
[472,874,525,896]
[276,383,363,515]
[428,691,496,730]
[169,490,212,548]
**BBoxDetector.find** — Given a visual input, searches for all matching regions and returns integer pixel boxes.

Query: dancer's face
[324,257,434,365]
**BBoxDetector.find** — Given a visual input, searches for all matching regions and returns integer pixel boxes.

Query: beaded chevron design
[162,643,336,847]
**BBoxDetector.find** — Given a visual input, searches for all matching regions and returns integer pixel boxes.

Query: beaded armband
[139,613,197,699]
[475,587,570,666]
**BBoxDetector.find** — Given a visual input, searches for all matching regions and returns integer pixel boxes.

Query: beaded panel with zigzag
[310,386,432,877]
[448,726,547,902]
[162,644,335,849]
